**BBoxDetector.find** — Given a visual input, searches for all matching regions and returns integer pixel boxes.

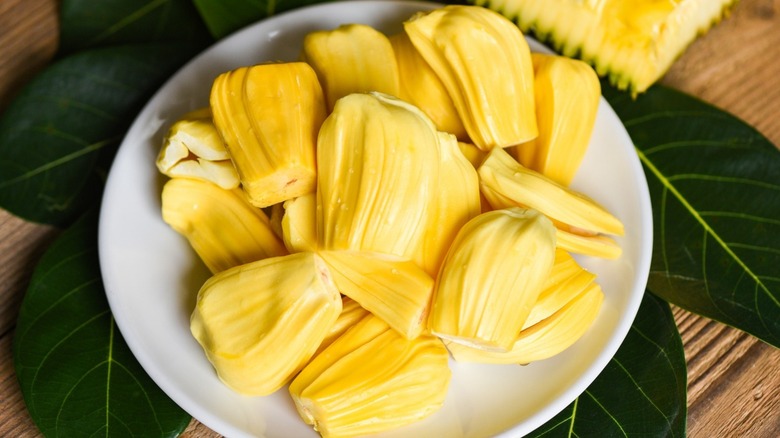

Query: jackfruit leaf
[603,83,780,348]
[528,292,686,437]
[0,43,202,227]
[59,0,213,55]
[192,0,338,39]
[13,209,191,437]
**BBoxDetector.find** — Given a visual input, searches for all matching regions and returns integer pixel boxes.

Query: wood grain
[0,0,778,437]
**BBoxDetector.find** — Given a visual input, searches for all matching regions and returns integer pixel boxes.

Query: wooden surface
[0,0,778,436]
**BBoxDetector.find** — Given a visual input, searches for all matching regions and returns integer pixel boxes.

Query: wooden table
[1,0,778,436]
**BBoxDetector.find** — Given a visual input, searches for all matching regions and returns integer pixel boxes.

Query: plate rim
[98,1,653,437]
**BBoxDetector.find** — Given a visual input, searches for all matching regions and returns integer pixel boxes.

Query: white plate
[98,2,653,437]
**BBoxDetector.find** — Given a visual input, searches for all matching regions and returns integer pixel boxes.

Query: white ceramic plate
[98,1,653,437]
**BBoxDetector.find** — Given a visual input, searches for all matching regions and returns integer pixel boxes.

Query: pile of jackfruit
[156,5,624,437]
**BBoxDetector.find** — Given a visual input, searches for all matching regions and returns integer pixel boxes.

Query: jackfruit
[190,252,342,396]
[313,296,371,358]
[281,192,318,253]
[156,108,239,190]
[404,5,537,150]
[522,249,596,329]
[512,53,601,186]
[318,250,434,340]
[302,24,400,111]
[161,178,287,274]
[478,146,624,258]
[289,313,451,438]
[430,207,556,352]
[418,132,481,275]
[447,281,604,364]
[473,0,738,94]
[316,92,440,265]
[389,31,467,139]
[210,61,325,208]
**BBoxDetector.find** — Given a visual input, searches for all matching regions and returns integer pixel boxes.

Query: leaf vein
[0,134,117,188]
[667,174,780,191]
[584,389,627,436]
[638,148,780,310]
[86,0,171,46]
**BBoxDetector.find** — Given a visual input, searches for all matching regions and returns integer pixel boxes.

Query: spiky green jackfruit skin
[471,0,738,95]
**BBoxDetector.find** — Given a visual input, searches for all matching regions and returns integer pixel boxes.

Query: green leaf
[192,0,338,39]
[603,83,780,348]
[59,0,213,55]
[0,42,201,226]
[13,209,191,437]
[528,292,687,437]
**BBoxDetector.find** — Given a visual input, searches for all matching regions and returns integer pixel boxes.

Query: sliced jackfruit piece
[289,313,451,438]
[161,178,287,274]
[316,92,440,265]
[318,250,434,340]
[313,296,371,358]
[447,281,604,364]
[522,249,596,329]
[282,192,318,253]
[210,61,325,208]
[190,252,342,396]
[404,5,537,150]
[478,146,624,258]
[156,108,239,190]
[512,53,601,186]
[430,207,556,352]
[556,227,622,259]
[418,132,481,275]
[473,0,738,94]
[389,31,468,139]
[302,24,400,111]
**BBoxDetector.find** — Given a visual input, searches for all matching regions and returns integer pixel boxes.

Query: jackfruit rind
[190,252,342,396]
[472,0,738,95]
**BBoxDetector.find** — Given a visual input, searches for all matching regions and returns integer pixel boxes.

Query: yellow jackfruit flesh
[156,108,239,190]
[418,132,481,275]
[478,146,624,257]
[513,53,601,186]
[447,282,604,364]
[210,62,325,208]
[190,252,342,396]
[316,92,440,265]
[302,24,400,111]
[161,178,287,274]
[474,0,737,95]
[313,296,371,358]
[556,227,622,260]
[282,192,318,253]
[389,31,467,139]
[430,207,556,352]
[318,250,434,340]
[289,313,451,438]
[404,5,537,150]
[522,249,596,329]
[457,141,486,169]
